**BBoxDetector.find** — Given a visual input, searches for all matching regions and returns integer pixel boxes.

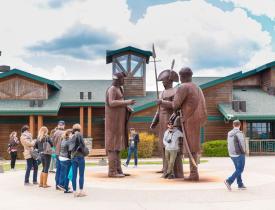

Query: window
[247,122,273,139]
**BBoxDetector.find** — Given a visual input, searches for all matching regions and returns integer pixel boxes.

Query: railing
[248,139,275,155]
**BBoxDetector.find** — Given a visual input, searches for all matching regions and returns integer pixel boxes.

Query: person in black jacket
[35,126,53,188]
[124,128,140,168]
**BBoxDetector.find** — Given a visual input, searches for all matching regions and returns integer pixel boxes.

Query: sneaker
[24,182,32,186]
[224,180,232,191]
[78,192,87,197]
[64,190,73,194]
[33,182,38,185]
[238,185,247,190]
[57,185,66,191]
[133,165,137,168]
[56,186,62,191]
[123,163,128,168]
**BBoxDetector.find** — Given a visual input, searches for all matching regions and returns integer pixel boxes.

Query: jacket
[163,128,183,151]
[52,129,65,156]
[227,128,246,157]
[20,131,36,160]
[60,138,71,159]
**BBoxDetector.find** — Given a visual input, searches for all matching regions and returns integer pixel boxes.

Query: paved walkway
[0,156,275,210]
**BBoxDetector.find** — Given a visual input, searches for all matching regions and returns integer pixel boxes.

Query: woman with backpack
[35,126,53,188]
[70,124,88,197]
[8,131,19,170]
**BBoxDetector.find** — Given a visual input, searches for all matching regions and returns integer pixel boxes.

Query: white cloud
[0,0,274,91]
[223,0,275,20]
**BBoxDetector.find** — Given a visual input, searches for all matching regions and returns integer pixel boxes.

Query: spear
[152,44,159,99]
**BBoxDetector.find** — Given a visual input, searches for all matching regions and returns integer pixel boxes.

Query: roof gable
[0,69,62,90]
[106,46,152,64]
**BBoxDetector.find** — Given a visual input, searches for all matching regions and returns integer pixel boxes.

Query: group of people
[9,120,87,197]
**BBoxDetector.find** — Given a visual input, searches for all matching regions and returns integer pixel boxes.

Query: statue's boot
[186,153,199,181]
[108,151,123,178]
[174,154,184,178]
[116,151,128,177]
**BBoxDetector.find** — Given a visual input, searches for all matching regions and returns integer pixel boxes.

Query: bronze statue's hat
[112,71,127,79]
[157,69,179,82]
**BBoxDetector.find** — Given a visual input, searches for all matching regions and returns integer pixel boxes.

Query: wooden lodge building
[0,46,275,158]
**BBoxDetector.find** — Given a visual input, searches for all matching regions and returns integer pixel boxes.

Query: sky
[0,0,275,90]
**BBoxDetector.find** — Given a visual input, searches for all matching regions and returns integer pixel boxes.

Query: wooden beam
[87,106,92,137]
[80,106,84,134]
[29,115,35,137]
[242,120,247,136]
[37,115,43,133]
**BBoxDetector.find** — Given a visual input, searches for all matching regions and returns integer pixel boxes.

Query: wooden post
[37,115,43,133]
[29,115,35,137]
[87,106,92,137]
[80,107,84,134]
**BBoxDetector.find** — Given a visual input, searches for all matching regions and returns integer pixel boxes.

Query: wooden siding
[0,75,48,100]
[233,74,261,88]
[0,116,29,159]
[204,121,232,141]
[203,81,233,116]
[124,77,145,97]
[261,69,271,92]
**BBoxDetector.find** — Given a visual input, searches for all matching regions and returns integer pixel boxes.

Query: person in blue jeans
[224,120,246,191]
[52,121,65,190]
[124,128,139,168]
[58,129,73,193]
[20,125,38,185]
[69,124,86,198]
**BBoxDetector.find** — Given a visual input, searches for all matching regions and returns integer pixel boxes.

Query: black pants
[41,154,51,173]
[10,151,17,169]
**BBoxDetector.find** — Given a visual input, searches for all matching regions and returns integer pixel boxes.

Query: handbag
[30,149,40,160]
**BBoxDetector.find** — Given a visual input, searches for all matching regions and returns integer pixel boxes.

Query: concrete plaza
[0,156,274,210]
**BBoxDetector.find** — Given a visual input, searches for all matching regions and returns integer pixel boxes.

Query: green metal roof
[234,61,275,80]
[200,71,242,89]
[0,69,62,90]
[0,77,219,115]
[218,88,275,120]
[106,46,152,64]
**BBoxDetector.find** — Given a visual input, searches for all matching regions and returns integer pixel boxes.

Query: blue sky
[0,0,274,90]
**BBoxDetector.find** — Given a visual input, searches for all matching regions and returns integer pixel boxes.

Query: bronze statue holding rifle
[150,59,183,177]
[159,67,207,181]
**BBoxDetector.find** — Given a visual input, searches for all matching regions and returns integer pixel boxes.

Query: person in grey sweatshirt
[224,120,246,191]
[162,121,183,179]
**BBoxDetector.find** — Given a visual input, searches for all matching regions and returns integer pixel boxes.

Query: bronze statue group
[105,67,207,181]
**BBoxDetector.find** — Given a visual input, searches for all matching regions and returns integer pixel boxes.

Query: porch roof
[219,88,275,120]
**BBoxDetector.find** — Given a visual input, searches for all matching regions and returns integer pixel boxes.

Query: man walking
[224,120,246,191]
[124,128,140,168]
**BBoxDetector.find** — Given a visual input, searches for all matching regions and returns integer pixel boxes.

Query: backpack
[43,136,53,155]
[71,133,89,157]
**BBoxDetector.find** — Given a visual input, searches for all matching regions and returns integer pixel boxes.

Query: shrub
[120,132,158,158]
[202,140,229,157]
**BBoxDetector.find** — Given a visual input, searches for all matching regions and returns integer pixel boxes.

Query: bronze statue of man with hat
[105,72,136,178]
[150,69,184,178]
[159,67,207,181]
